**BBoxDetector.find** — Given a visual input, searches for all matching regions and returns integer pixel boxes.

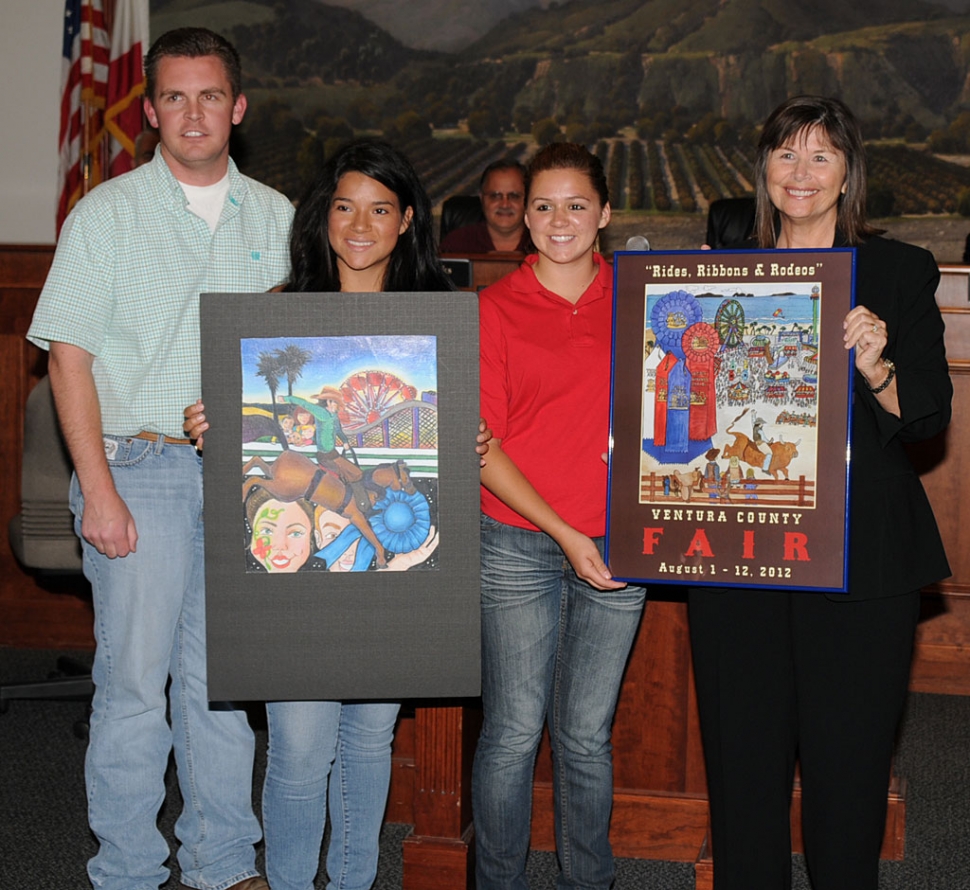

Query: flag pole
[82,95,93,196]
[99,0,115,182]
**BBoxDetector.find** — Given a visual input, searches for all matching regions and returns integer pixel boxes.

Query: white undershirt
[179,173,230,232]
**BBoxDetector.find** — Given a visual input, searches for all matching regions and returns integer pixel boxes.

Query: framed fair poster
[607,249,855,592]
[200,291,480,700]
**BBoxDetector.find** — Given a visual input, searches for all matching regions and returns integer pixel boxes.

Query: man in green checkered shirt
[27,28,291,890]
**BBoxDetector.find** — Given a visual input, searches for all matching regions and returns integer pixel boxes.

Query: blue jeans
[473,516,646,890]
[71,436,261,890]
[263,700,400,890]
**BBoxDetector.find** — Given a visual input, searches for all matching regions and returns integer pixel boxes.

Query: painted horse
[243,449,415,568]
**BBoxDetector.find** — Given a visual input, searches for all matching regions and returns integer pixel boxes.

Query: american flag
[104,1,149,179]
[57,0,110,235]
[56,0,114,236]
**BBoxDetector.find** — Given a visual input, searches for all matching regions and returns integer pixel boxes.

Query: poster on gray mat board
[200,291,480,700]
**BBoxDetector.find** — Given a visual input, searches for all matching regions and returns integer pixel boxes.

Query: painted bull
[721,413,800,480]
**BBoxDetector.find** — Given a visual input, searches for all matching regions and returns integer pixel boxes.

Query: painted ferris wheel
[714,298,746,348]
[338,370,418,430]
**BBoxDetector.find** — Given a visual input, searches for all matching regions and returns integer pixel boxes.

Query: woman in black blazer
[689,96,951,890]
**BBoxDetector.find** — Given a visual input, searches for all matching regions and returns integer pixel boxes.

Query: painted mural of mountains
[149,0,970,212]
[153,0,439,84]
[321,0,550,52]
[455,0,970,127]
[155,0,970,127]
[465,0,949,56]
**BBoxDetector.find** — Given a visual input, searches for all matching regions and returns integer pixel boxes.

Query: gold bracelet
[866,358,895,394]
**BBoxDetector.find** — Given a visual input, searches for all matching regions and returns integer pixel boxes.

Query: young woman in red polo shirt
[474,143,647,890]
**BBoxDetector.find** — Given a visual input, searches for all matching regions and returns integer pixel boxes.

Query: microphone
[625,235,651,251]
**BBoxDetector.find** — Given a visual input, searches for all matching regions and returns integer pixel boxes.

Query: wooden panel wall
[909,266,970,693]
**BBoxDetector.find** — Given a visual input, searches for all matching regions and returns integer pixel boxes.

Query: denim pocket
[101,435,155,467]
[68,472,83,521]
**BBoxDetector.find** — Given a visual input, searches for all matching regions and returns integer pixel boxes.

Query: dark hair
[479,158,526,192]
[525,142,610,208]
[144,28,242,103]
[286,138,454,293]
[753,95,879,247]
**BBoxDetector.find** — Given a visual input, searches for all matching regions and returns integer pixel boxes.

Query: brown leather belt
[132,431,194,446]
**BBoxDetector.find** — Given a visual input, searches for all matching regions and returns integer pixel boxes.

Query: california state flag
[104,0,149,178]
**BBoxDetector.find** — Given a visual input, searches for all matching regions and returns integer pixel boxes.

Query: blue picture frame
[606,248,854,592]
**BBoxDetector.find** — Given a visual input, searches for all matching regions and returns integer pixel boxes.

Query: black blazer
[724,234,952,599]
[842,234,951,600]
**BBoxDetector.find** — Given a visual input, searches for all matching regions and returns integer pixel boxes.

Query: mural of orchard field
[151,0,970,257]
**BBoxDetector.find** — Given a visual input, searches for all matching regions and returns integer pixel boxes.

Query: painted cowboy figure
[279,387,378,520]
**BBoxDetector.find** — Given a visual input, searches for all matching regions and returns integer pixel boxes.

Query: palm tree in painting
[256,351,286,424]
[275,343,312,396]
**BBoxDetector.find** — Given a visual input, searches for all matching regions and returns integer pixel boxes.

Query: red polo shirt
[479,253,614,537]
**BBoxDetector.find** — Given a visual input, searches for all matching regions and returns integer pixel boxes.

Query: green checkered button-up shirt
[28,152,294,438]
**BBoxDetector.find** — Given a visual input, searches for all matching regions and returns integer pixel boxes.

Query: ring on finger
[871,323,878,333]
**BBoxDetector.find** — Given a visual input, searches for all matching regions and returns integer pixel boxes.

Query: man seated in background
[440,158,532,253]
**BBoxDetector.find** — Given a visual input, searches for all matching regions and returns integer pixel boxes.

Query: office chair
[439,194,485,242]
[706,196,756,249]
[2,376,93,727]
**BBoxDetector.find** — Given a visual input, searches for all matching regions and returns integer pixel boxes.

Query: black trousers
[688,587,920,890]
